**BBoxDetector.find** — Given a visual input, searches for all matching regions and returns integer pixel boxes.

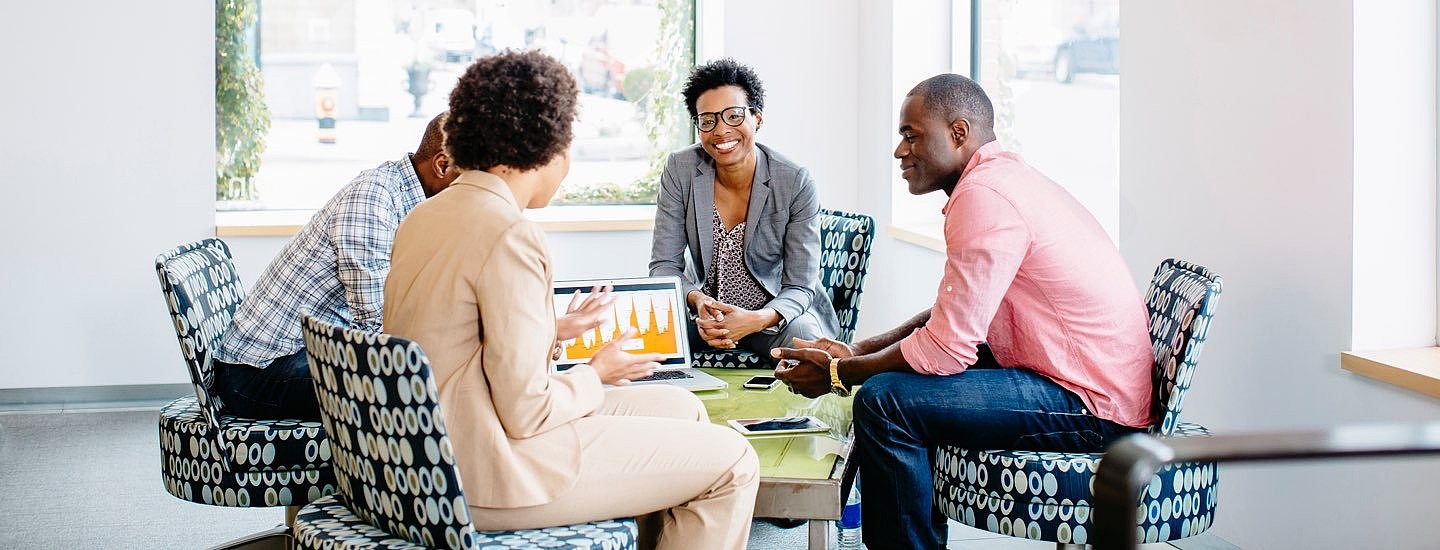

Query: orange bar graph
[562,293,678,360]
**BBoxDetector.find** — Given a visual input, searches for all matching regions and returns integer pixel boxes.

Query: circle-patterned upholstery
[295,498,638,550]
[933,423,1217,545]
[817,208,874,344]
[691,209,875,369]
[161,397,336,506]
[297,314,638,549]
[931,259,1224,545]
[154,238,336,506]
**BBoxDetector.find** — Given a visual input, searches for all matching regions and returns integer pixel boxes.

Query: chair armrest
[1094,423,1440,549]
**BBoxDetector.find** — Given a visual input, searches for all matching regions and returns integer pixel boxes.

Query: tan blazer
[383,171,605,509]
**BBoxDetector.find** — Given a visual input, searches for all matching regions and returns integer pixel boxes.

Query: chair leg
[285,505,299,527]
[205,525,290,550]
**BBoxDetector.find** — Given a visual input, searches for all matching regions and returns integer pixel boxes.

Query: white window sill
[886,222,945,252]
[1341,347,1440,398]
[215,204,657,238]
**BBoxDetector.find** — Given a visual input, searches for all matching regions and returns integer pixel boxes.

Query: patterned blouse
[705,208,772,311]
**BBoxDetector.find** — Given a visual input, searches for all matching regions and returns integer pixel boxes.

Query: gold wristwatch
[829,357,850,397]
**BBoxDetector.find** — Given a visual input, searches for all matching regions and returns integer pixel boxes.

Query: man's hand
[790,336,858,359]
[556,285,615,342]
[588,328,663,385]
[772,347,834,398]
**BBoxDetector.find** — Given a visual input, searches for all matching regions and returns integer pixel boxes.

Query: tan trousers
[470,384,760,550]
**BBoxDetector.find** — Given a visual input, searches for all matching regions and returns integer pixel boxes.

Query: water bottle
[838,474,862,549]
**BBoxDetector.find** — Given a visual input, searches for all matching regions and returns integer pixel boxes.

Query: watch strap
[829,357,850,397]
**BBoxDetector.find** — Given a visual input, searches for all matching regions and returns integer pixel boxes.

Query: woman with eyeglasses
[650,58,840,364]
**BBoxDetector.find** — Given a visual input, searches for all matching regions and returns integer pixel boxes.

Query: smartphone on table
[727,415,831,436]
[743,375,779,389]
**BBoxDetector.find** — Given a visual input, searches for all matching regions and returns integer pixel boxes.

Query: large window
[974,0,1120,240]
[894,0,1119,243]
[217,0,695,211]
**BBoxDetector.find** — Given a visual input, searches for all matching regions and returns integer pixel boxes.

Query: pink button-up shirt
[899,142,1154,428]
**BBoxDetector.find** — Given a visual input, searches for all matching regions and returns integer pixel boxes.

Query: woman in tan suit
[383,51,759,549]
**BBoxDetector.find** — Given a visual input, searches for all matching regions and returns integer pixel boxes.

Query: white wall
[0,1,215,389]
[1121,1,1440,547]
[1352,1,1438,350]
[716,0,862,214]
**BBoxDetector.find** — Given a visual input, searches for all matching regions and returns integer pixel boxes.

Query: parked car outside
[1052,13,1118,83]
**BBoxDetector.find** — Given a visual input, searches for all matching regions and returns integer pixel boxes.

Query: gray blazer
[649,143,839,335]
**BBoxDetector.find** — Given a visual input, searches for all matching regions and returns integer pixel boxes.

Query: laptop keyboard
[631,370,694,382]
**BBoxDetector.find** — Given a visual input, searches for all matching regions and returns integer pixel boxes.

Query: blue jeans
[853,355,1141,549]
[214,349,321,421]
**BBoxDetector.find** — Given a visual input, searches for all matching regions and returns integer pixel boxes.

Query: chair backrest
[818,209,875,343]
[155,238,246,429]
[1144,258,1223,436]
[301,313,478,549]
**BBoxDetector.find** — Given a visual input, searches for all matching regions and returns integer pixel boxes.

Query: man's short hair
[414,112,447,162]
[907,74,995,133]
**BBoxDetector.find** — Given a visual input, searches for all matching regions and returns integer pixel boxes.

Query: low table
[696,368,856,550]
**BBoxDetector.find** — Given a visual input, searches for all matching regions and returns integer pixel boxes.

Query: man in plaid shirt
[213,113,458,420]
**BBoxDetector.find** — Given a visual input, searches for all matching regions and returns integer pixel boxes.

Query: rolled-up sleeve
[901,186,1029,375]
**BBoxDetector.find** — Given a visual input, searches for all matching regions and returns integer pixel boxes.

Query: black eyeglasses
[694,106,755,132]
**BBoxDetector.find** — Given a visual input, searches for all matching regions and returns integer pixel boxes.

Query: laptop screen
[551,276,691,370]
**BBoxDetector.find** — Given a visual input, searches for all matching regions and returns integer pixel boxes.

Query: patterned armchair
[153,238,336,538]
[930,259,1223,547]
[693,208,875,369]
[294,313,638,549]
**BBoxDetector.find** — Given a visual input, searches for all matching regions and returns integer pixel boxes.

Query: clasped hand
[772,337,858,398]
[691,294,772,349]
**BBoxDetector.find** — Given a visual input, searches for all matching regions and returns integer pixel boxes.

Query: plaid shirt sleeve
[329,181,401,332]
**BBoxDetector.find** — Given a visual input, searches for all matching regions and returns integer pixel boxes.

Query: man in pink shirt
[774,74,1154,549]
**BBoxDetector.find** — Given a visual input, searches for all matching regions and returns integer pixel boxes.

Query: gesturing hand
[588,328,664,386]
[771,346,834,398]
[556,285,615,342]
[790,336,857,359]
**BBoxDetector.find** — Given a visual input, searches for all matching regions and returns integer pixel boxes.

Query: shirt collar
[958,141,1005,183]
[396,153,425,201]
[942,141,1007,215]
[450,170,520,209]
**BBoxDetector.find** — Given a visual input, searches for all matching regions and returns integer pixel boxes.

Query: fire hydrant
[313,63,341,144]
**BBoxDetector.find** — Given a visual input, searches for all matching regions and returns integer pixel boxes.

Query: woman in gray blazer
[649,58,840,361]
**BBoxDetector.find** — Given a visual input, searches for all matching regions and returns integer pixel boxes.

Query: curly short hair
[445,50,579,171]
[681,58,765,119]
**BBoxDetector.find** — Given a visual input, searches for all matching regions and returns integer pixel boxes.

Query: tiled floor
[0,406,1238,549]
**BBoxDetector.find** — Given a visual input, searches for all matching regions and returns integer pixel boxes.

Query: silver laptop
[551,276,727,392]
